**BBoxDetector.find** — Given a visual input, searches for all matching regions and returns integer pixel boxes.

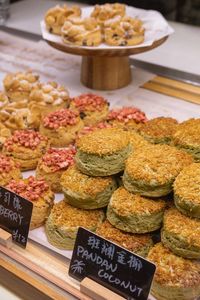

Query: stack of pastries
[1,70,200,300]
[44,3,145,47]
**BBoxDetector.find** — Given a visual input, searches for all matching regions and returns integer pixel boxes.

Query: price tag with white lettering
[69,227,156,300]
[0,186,33,248]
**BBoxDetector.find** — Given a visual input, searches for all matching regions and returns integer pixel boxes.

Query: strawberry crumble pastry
[36,146,76,192]
[0,154,22,186]
[2,130,49,171]
[70,93,109,125]
[107,106,147,129]
[40,108,83,147]
[6,176,54,229]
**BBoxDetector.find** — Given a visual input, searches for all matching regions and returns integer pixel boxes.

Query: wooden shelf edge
[0,242,92,300]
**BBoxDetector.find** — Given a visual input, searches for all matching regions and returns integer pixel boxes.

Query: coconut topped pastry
[76,127,130,176]
[162,207,200,259]
[127,130,149,152]
[6,176,54,229]
[40,108,83,147]
[107,187,166,233]
[123,144,193,197]
[107,106,147,129]
[96,220,153,257]
[45,200,105,249]
[3,130,49,171]
[61,165,117,209]
[174,163,200,218]
[36,146,76,192]
[172,118,200,161]
[0,154,21,186]
[138,117,178,144]
[147,243,200,300]
[45,4,81,35]
[3,71,39,102]
[70,93,109,125]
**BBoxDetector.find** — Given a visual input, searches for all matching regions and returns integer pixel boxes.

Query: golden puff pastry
[104,15,145,46]
[45,4,81,35]
[0,123,11,150]
[3,71,39,102]
[28,81,70,128]
[91,3,126,27]
[0,100,36,132]
[61,17,102,46]
[0,91,9,109]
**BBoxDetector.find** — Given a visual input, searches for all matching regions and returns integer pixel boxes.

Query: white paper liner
[41,5,174,51]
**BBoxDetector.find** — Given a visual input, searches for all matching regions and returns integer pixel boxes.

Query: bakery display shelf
[0,234,156,300]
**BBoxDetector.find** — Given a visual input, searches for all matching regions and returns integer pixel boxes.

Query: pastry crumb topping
[148,243,200,287]
[164,207,200,247]
[76,122,112,140]
[174,163,200,205]
[72,94,108,112]
[76,127,129,155]
[125,144,193,185]
[41,146,76,171]
[96,220,152,252]
[110,187,166,216]
[43,108,79,129]
[50,200,104,227]
[4,130,47,151]
[107,107,147,123]
[7,176,50,201]
[0,154,18,173]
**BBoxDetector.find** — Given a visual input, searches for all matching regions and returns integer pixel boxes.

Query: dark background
[10,0,200,26]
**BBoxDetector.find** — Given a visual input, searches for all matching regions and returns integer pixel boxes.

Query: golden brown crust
[127,131,149,150]
[110,187,166,216]
[96,219,152,252]
[125,144,193,185]
[61,165,114,196]
[148,243,200,287]
[50,200,104,227]
[173,118,200,148]
[138,117,178,141]
[163,207,200,248]
[76,127,129,155]
[174,163,200,205]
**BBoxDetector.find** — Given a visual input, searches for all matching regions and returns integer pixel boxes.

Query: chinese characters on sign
[0,186,33,248]
[69,227,156,300]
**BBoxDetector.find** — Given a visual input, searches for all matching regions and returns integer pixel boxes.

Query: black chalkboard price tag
[0,186,33,248]
[69,227,156,300]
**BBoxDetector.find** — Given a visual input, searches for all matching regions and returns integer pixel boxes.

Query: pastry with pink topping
[107,106,147,129]
[40,108,83,147]
[0,154,22,186]
[75,121,112,143]
[6,176,54,229]
[36,146,76,192]
[2,130,49,171]
[70,93,109,125]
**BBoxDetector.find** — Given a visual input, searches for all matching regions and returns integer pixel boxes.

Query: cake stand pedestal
[46,36,168,90]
